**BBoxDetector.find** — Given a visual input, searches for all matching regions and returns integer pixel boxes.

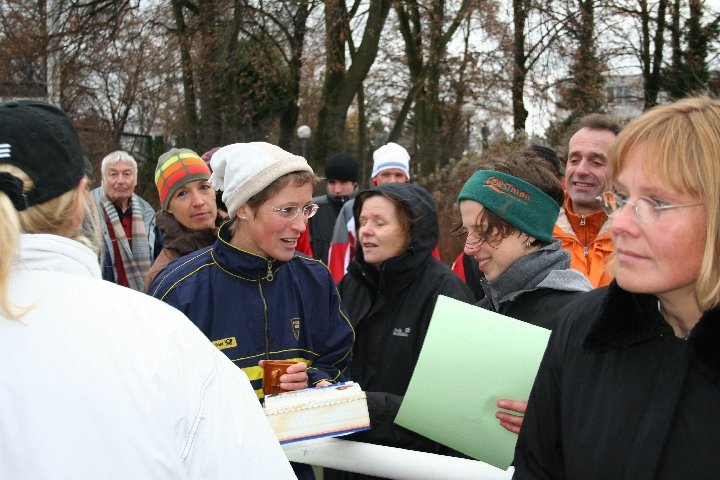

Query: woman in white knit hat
[147,142,355,480]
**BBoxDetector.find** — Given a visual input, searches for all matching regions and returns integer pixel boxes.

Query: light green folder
[395,295,551,470]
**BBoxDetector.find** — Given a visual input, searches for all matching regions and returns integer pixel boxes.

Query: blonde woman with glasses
[514,97,720,479]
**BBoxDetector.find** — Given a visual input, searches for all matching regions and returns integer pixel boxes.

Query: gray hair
[100,151,137,176]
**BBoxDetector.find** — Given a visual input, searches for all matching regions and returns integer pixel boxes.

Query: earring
[525,240,532,248]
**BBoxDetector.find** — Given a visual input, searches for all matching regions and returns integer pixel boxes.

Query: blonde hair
[610,96,720,310]
[0,166,102,319]
[18,184,100,249]
[0,193,21,318]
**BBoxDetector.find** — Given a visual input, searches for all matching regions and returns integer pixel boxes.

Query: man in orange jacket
[553,114,621,288]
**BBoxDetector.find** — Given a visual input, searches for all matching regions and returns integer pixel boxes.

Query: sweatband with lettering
[457,170,560,242]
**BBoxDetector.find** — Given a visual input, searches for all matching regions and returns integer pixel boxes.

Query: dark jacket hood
[353,182,438,260]
[349,183,438,290]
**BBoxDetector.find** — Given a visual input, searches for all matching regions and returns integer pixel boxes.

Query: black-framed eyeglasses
[266,203,319,221]
[596,191,703,224]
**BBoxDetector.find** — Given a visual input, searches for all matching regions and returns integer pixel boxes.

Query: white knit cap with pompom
[209,142,313,218]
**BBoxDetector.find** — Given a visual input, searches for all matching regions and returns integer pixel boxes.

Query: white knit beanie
[371,142,411,180]
[209,142,313,218]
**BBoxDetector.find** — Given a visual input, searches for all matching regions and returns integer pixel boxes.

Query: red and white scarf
[100,196,152,291]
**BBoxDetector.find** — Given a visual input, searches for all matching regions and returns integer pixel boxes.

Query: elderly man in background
[92,151,162,290]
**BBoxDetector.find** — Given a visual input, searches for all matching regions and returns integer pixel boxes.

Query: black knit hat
[530,144,563,179]
[0,100,85,211]
[324,153,358,182]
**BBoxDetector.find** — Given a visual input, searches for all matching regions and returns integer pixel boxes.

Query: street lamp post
[460,103,474,153]
[367,131,387,188]
[481,123,490,152]
[297,125,311,160]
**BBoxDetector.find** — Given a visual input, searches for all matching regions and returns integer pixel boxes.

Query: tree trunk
[197,0,223,151]
[278,0,310,150]
[644,0,666,109]
[512,0,529,136]
[392,0,472,175]
[312,0,391,168]
[171,0,199,147]
[558,0,606,118]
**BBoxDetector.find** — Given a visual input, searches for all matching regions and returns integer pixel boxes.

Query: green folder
[395,295,551,470]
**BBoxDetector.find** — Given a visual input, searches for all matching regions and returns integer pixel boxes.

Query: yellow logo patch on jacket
[213,337,237,350]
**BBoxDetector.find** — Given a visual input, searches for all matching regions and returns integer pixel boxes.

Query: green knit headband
[457,170,560,242]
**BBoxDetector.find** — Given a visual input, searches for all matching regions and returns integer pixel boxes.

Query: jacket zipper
[262,261,274,360]
[259,274,270,361]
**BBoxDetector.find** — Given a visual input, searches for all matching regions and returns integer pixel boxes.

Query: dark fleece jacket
[333,183,473,470]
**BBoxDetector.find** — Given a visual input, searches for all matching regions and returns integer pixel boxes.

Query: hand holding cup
[260,360,308,395]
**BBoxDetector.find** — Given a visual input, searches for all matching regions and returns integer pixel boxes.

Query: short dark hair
[529,144,563,179]
[561,113,621,164]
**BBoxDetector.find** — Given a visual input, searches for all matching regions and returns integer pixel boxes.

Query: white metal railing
[283,438,514,480]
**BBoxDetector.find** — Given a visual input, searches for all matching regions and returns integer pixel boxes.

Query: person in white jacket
[0,100,296,479]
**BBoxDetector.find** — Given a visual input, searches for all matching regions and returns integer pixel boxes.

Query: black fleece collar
[585,282,720,382]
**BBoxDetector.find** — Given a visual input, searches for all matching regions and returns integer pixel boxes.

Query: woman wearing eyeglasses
[456,151,594,332]
[148,143,353,394]
[455,150,594,435]
[513,97,720,479]
[148,142,353,479]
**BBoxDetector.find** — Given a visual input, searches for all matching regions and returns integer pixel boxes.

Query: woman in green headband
[456,148,593,434]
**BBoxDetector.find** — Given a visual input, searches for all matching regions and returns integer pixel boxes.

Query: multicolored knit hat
[155,148,211,210]
[201,147,220,168]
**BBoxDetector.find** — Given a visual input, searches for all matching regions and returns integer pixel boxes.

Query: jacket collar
[562,193,612,237]
[327,191,357,206]
[18,233,102,278]
[212,223,284,282]
[585,282,720,381]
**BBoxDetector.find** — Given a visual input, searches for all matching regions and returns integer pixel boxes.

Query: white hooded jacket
[1,234,295,479]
